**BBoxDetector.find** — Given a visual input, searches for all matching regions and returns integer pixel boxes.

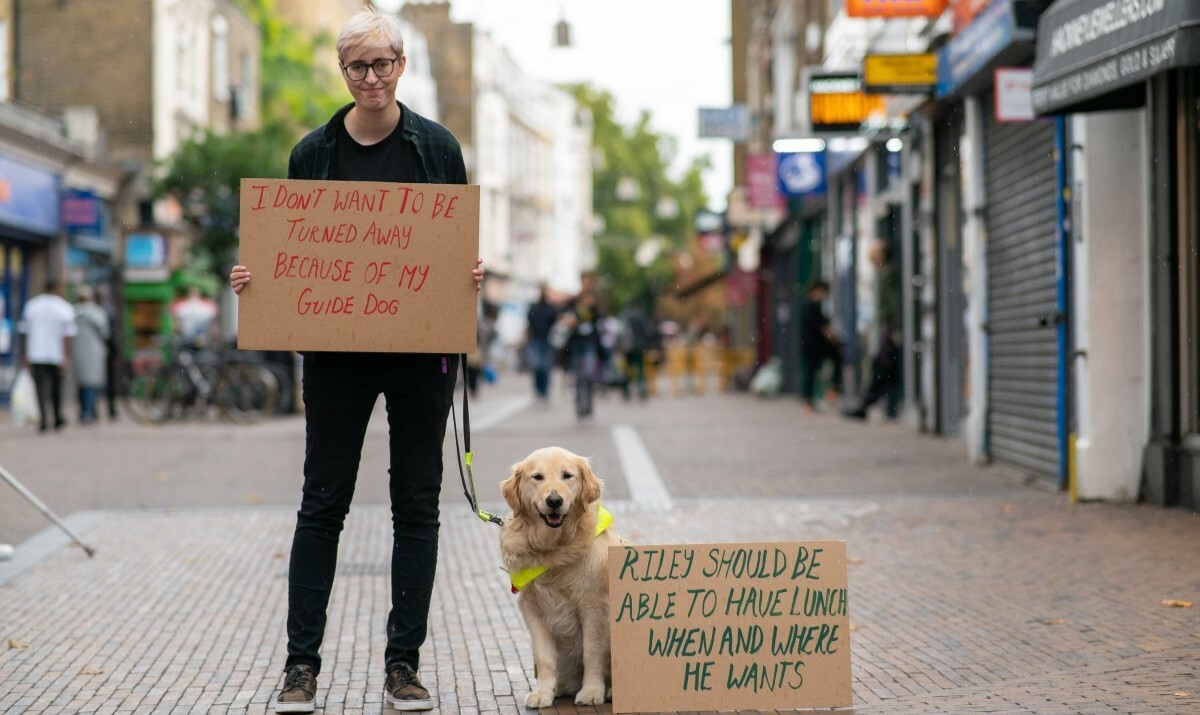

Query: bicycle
[124,338,279,424]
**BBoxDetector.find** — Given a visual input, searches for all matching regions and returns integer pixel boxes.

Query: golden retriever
[499,447,627,709]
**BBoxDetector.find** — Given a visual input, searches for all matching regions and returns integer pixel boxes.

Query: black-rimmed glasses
[341,57,397,81]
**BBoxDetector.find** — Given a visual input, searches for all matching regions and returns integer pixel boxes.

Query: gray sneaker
[275,664,316,713]
[384,663,433,711]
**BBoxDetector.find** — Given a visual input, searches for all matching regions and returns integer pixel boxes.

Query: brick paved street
[1,373,1197,714]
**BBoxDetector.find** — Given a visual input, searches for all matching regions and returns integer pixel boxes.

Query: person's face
[340,41,405,111]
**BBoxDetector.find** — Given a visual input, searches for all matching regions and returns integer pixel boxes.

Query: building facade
[729,0,1197,511]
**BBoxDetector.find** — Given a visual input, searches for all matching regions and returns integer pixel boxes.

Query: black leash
[452,353,504,526]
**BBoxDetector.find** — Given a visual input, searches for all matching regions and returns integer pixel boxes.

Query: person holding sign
[229,9,483,713]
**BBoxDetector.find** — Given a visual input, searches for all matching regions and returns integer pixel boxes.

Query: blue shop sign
[0,155,61,237]
[937,0,1035,97]
[777,151,826,201]
[62,188,104,235]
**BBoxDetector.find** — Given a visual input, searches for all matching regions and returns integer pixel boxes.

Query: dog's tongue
[546,513,565,526]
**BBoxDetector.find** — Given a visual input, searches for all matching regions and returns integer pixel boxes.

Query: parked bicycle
[124,339,282,424]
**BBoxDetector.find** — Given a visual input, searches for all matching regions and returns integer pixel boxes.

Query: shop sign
[846,0,948,18]
[1031,0,1200,115]
[62,189,103,235]
[936,0,1025,97]
[698,105,753,141]
[0,155,61,237]
[747,153,784,209]
[124,232,169,282]
[952,0,992,33]
[863,54,937,93]
[995,68,1035,121]
[777,151,826,201]
[808,72,887,133]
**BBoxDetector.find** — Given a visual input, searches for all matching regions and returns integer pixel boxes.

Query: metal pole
[0,463,96,558]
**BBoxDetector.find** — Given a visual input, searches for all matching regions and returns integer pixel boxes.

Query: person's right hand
[230,265,251,295]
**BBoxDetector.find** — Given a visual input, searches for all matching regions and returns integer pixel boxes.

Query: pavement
[0,370,1198,714]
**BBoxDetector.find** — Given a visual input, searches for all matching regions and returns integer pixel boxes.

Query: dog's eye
[531,473,544,482]
[562,472,574,480]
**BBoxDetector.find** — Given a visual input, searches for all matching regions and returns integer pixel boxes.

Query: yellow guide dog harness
[509,505,614,594]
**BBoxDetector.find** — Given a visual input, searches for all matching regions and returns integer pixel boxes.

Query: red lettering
[397,265,430,293]
[364,292,400,315]
[431,193,458,219]
[250,184,270,210]
[296,287,355,316]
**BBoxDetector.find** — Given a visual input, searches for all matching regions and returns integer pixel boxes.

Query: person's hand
[230,265,251,295]
[472,259,484,293]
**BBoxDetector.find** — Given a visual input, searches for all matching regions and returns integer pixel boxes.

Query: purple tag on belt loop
[442,356,448,374]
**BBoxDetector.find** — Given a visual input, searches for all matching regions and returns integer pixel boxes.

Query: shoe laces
[388,662,419,687]
[283,665,315,695]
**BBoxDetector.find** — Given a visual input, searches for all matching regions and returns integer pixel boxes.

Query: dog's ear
[576,455,603,506]
[500,463,525,517]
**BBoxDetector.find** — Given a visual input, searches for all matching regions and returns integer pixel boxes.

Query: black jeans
[862,333,902,415]
[31,363,65,429]
[286,352,458,677]
[801,340,843,404]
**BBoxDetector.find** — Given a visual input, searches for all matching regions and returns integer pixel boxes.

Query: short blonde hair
[336,7,405,62]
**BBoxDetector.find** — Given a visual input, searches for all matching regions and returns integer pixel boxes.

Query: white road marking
[612,424,673,510]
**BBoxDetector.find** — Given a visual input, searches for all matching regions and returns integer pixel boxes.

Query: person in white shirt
[18,281,77,432]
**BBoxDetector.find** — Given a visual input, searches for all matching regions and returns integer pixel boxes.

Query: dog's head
[500,447,603,529]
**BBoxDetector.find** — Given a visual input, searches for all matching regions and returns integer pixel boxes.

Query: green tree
[568,85,710,313]
[151,129,287,275]
[153,0,345,276]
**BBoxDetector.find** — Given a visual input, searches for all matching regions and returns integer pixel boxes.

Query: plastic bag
[11,368,39,428]
[749,358,783,398]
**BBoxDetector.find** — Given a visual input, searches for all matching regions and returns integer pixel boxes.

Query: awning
[1032,0,1200,115]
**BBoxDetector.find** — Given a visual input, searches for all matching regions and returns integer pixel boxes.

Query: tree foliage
[567,85,710,314]
[151,129,287,274]
[152,0,345,276]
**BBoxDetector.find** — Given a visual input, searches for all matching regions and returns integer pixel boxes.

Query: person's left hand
[472,259,484,292]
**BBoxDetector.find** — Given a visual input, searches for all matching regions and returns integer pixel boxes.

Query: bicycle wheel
[212,364,273,423]
[124,366,189,424]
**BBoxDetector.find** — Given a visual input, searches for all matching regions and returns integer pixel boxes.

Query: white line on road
[471,394,534,433]
[612,424,673,510]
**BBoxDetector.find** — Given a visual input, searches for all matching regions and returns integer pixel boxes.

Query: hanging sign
[846,0,948,18]
[808,72,887,133]
[864,54,938,93]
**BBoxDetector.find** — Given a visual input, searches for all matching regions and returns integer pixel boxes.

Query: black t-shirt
[331,117,423,183]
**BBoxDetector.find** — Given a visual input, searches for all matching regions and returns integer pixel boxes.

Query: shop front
[0,153,61,403]
[1032,0,1200,509]
[933,0,1065,484]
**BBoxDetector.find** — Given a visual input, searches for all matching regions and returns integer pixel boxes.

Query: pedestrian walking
[618,303,655,401]
[17,281,76,433]
[466,302,497,397]
[844,240,902,420]
[799,279,842,411]
[71,285,109,424]
[95,283,121,420]
[228,8,484,713]
[524,283,559,401]
[560,277,604,420]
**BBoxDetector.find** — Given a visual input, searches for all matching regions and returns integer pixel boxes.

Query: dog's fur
[499,447,627,709]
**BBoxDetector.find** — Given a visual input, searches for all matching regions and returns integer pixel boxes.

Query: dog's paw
[524,690,555,709]
[574,685,607,706]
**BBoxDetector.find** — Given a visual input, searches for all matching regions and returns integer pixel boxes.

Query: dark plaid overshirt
[287,101,468,185]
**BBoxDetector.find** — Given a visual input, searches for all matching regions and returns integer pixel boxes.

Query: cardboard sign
[608,541,851,712]
[236,178,479,353]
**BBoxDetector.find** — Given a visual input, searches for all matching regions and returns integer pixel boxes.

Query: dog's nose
[545,493,563,510]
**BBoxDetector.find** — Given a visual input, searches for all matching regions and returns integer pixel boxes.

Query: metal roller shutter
[983,107,1061,483]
